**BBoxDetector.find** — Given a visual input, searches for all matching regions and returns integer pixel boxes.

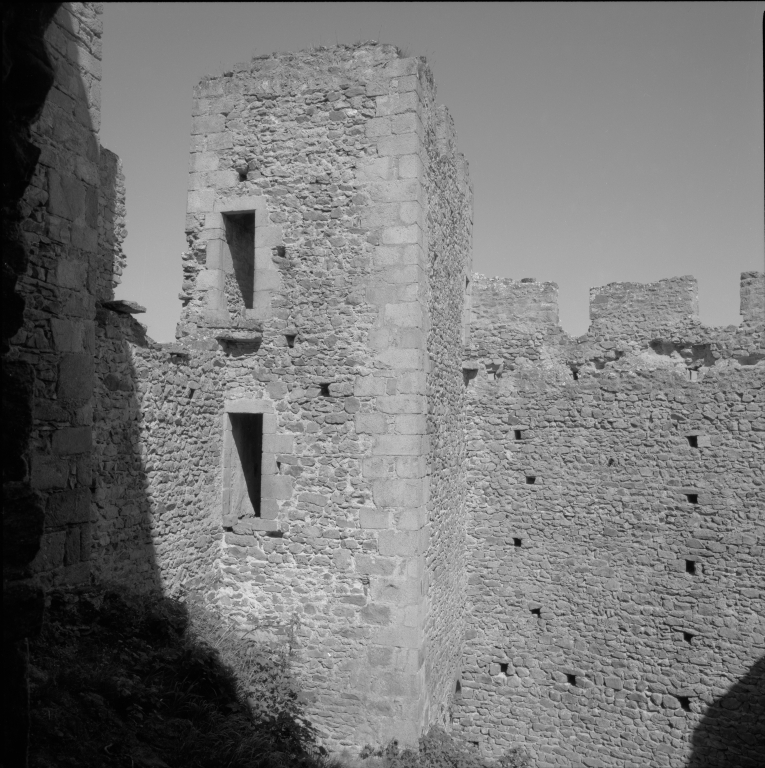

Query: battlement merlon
[588,275,699,337]
[740,271,765,327]
[469,275,560,332]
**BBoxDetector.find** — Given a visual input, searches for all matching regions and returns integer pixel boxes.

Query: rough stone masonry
[7,5,764,764]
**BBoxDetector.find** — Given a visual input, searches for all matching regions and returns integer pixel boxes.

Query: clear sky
[101,2,764,341]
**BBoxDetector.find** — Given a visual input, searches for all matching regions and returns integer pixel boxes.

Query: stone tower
[173,43,473,747]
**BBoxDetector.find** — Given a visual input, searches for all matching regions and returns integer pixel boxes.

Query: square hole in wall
[685,493,698,504]
[514,429,523,440]
[677,696,691,712]
[566,674,577,686]
[530,608,541,618]
[525,476,536,485]
[500,663,509,675]
[687,435,698,448]
[286,334,297,348]
[685,560,696,575]
[319,383,331,397]
[683,632,695,644]
[513,538,522,547]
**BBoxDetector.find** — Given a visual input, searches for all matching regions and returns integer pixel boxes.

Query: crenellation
[7,15,763,766]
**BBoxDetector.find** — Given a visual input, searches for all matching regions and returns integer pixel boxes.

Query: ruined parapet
[464,276,562,383]
[740,270,765,327]
[456,268,764,764]
[138,42,473,749]
[97,147,128,295]
[589,275,699,340]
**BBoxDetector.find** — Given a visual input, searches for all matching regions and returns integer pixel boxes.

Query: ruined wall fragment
[454,273,765,768]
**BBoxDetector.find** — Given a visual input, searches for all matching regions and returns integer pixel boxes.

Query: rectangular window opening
[677,696,691,712]
[455,679,462,695]
[566,674,577,686]
[685,493,698,505]
[514,429,523,441]
[530,607,541,618]
[319,383,331,397]
[687,435,698,448]
[223,211,255,309]
[526,475,536,485]
[286,334,297,348]
[513,537,522,547]
[228,412,263,518]
[499,663,509,675]
[685,560,696,575]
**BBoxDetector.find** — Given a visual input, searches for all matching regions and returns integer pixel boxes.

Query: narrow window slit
[455,680,462,695]
[566,674,577,686]
[228,412,263,518]
[677,696,691,712]
[514,430,523,441]
[685,493,698,505]
[286,334,296,348]
[513,538,522,547]
[223,211,255,309]
[685,560,696,575]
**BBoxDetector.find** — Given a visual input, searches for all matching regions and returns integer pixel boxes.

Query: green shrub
[356,727,530,768]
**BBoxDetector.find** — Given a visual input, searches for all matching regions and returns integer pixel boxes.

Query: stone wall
[8,13,763,762]
[422,102,473,726]
[126,43,473,750]
[453,273,765,768]
[9,2,108,590]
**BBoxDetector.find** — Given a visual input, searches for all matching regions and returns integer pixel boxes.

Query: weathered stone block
[382,225,422,246]
[261,475,293,500]
[378,530,423,557]
[373,479,425,508]
[360,508,390,529]
[355,414,386,434]
[371,434,424,456]
[377,133,420,157]
[52,426,92,455]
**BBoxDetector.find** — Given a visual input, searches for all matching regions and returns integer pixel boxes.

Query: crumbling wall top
[470,275,559,330]
[589,275,698,336]
[740,271,765,327]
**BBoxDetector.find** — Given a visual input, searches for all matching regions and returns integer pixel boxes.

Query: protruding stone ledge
[100,299,146,314]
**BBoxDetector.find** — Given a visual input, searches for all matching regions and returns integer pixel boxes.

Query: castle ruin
[4,5,764,767]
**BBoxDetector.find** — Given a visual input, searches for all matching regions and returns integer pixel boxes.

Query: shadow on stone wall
[687,655,765,768]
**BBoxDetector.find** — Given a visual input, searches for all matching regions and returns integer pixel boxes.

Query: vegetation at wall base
[351,729,530,768]
[27,584,330,768]
[27,583,530,768]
